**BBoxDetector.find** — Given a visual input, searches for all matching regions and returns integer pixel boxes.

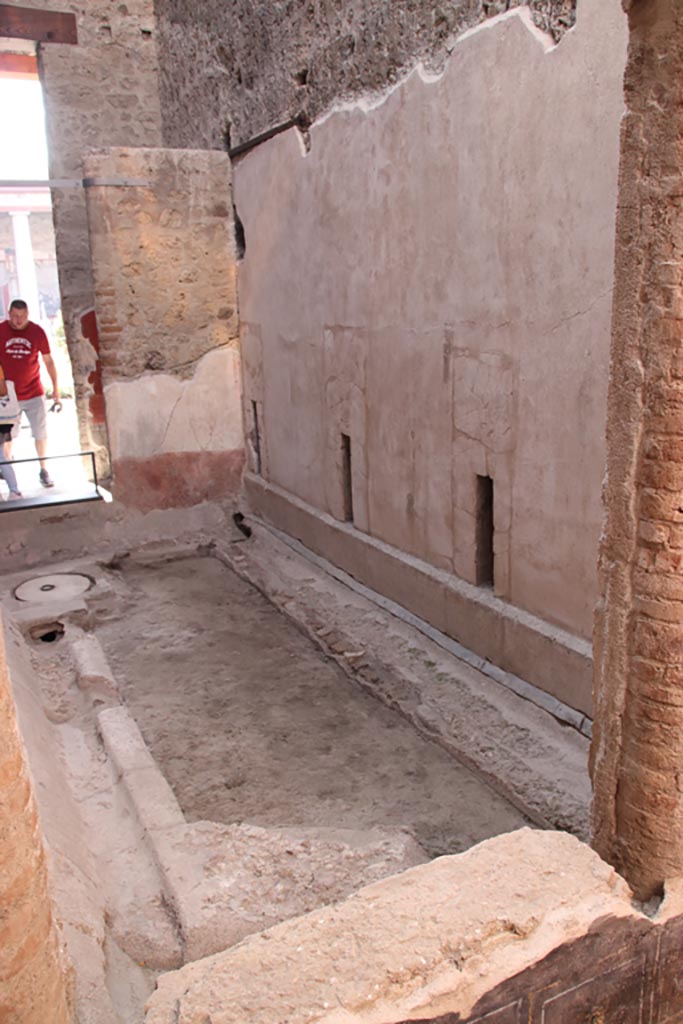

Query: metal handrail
[0,450,100,493]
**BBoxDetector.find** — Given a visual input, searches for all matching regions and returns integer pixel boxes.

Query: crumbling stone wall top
[154,0,577,150]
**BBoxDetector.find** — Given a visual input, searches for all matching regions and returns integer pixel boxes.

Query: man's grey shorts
[11,395,47,442]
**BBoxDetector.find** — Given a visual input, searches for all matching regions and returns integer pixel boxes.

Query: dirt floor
[96,555,528,856]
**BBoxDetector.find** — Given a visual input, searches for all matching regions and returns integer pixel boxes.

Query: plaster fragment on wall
[104,346,243,461]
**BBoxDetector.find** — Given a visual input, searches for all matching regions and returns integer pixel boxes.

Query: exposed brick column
[591,0,683,899]
[0,627,72,1023]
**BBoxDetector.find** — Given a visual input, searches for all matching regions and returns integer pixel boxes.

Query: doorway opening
[0,55,92,507]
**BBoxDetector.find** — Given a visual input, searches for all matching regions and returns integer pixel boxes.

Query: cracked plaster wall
[83,147,243,511]
[236,0,628,644]
[154,0,576,150]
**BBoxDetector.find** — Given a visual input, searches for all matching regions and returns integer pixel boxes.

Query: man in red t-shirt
[0,299,62,488]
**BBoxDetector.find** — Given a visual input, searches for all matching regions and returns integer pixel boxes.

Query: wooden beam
[0,5,77,44]
[0,52,38,78]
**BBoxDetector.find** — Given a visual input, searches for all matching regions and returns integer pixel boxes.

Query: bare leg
[36,437,47,470]
[35,437,54,487]
[0,444,20,495]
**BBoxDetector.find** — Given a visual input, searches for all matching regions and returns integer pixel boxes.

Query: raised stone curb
[72,631,119,700]
[98,707,186,837]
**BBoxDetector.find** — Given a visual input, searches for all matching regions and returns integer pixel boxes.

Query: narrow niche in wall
[341,433,354,523]
[475,475,494,587]
[251,400,262,475]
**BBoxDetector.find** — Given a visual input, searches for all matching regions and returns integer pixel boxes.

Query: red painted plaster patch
[112,449,245,511]
[81,309,106,425]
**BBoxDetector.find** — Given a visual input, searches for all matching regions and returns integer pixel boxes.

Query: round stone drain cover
[15,573,93,603]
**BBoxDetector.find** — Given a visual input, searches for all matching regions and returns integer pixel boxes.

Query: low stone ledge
[244,474,594,717]
[10,597,91,634]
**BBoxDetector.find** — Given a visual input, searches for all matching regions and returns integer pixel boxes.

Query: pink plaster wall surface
[235,0,627,639]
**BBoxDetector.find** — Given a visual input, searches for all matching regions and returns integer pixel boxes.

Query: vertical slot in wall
[251,400,262,475]
[475,474,494,587]
[341,433,354,523]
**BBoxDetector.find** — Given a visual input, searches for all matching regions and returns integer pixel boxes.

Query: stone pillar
[10,211,40,316]
[0,625,72,1023]
[591,0,683,899]
[83,146,244,511]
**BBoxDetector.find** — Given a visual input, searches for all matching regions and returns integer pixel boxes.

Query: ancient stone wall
[9,0,245,507]
[83,147,243,510]
[0,623,72,1024]
[235,0,627,711]
[154,0,576,150]
[591,0,683,900]
[15,0,164,471]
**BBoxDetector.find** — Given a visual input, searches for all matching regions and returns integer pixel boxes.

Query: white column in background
[9,210,40,318]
